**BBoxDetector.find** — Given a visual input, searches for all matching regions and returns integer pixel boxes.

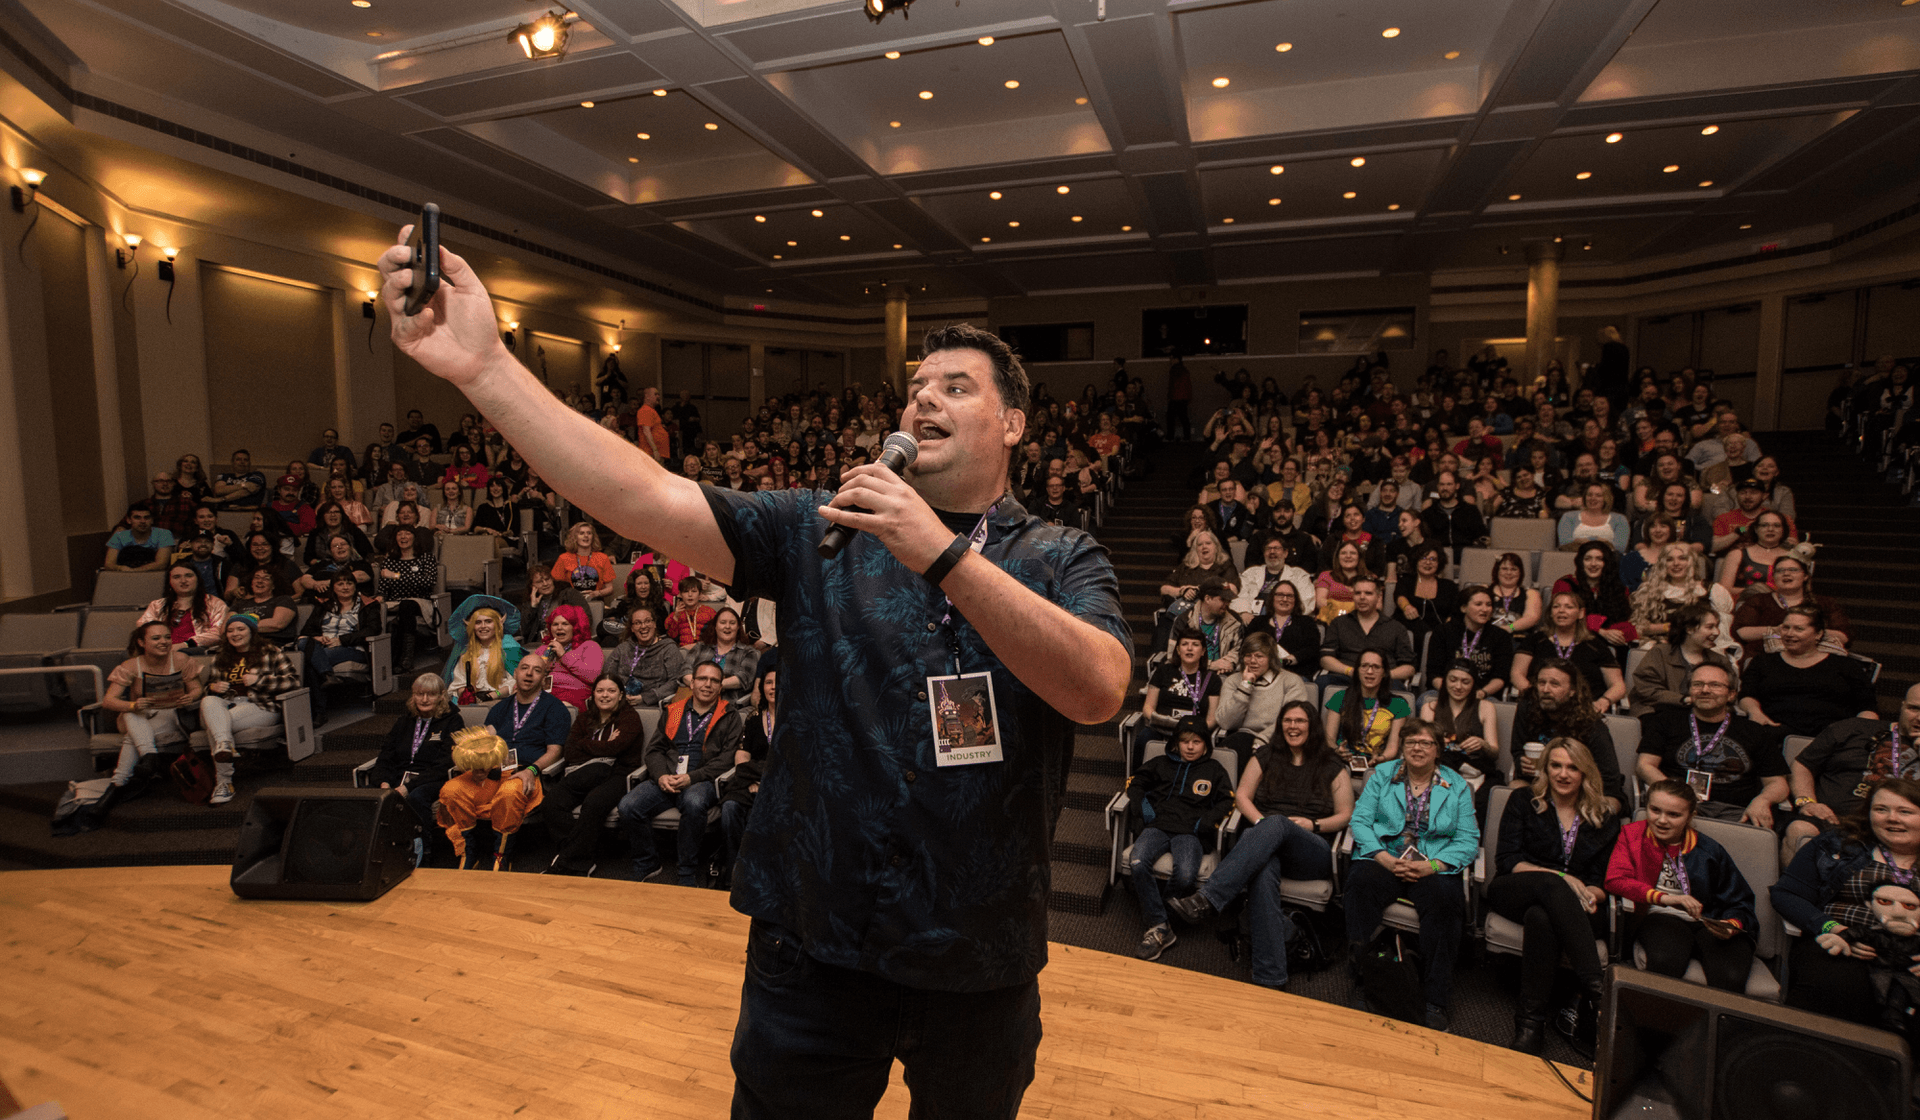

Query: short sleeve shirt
[703,486,1131,991]
[1638,709,1787,809]
[1147,663,1220,722]
[1798,717,1907,818]
[1325,690,1412,758]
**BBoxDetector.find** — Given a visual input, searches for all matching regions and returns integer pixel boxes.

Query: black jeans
[1786,937,1881,1024]
[1343,859,1467,1008]
[1635,913,1755,992]
[731,920,1041,1120]
[537,763,629,870]
[1487,872,1606,1010]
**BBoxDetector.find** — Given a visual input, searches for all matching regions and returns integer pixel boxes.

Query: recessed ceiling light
[978,36,994,45]
[1388,203,1401,211]
[1350,156,1366,167]
[1605,132,1622,143]
[885,50,901,59]
[1268,197,1281,205]
[636,132,650,140]
[366,30,381,36]
[1005,80,1020,89]
[628,157,638,163]
[989,191,1002,199]
[918,90,933,99]
[1056,185,1070,194]
[1701,125,1720,135]
[704,122,719,130]
[754,215,767,222]
[893,243,903,248]
[579,100,594,108]
[1212,77,1230,88]
[653,89,668,96]
[1576,171,1592,180]
[1121,225,1132,231]
[889,120,901,127]
[1222,217,1234,224]
[1276,42,1292,52]
[1698,180,1714,187]
[981,237,991,243]
[1008,221,1019,227]
[811,209,824,217]
[1508,193,1522,200]
[786,240,797,246]
[1663,164,1679,172]
[1075,96,1088,105]
[1443,50,1461,60]
[1070,216,1082,222]
[1382,27,1400,37]
[1269,164,1284,175]
[1739,223,1752,230]
[839,234,851,240]
[772,254,782,259]
[1343,191,1357,199]
[351,0,371,7]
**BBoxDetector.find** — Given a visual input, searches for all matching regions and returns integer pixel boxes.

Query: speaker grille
[1713,1014,1905,1120]
[284,800,379,885]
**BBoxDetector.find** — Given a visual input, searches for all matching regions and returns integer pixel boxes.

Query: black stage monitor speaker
[231,787,419,901]
[1596,966,1911,1120]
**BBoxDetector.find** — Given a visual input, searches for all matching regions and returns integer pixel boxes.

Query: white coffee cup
[1523,741,1546,763]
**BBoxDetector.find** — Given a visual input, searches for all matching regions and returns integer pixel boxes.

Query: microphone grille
[882,431,919,467]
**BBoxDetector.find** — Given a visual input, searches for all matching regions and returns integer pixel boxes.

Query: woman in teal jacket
[1344,716,1481,1031]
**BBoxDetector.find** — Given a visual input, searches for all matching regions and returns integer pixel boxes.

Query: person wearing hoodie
[1126,716,1235,962]
[1214,632,1313,770]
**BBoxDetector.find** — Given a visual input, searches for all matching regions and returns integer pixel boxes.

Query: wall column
[85,227,128,522]
[1753,291,1786,431]
[883,283,910,397]
[0,203,60,596]
[1524,240,1565,385]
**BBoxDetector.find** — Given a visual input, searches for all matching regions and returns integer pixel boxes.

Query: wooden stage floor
[0,867,1592,1119]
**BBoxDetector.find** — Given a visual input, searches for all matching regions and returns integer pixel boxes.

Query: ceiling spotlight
[628,157,638,163]
[1698,180,1714,187]
[653,89,668,96]
[1576,171,1592,180]
[1008,221,1020,227]
[918,90,933,99]
[786,240,797,246]
[978,36,994,45]
[1443,50,1461,59]
[1382,27,1400,37]
[1663,164,1678,172]
[773,254,782,259]
[840,234,851,240]
[636,132,650,140]
[1387,203,1401,211]
[865,0,915,23]
[1005,80,1020,89]
[704,122,719,130]
[1701,125,1720,135]
[1075,96,1088,105]
[1350,156,1366,167]
[754,215,767,222]
[1222,217,1234,224]
[366,30,381,36]
[1508,193,1521,201]
[1267,197,1281,205]
[1605,132,1622,143]
[579,100,594,108]
[1276,42,1292,52]
[1739,223,1752,230]
[1342,191,1357,199]
[885,50,901,60]
[511,11,569,60]
[889,120,901,127]
[811,209,825,217]
[981,237,991,242]
[1582,239,1593,250]
[893,243,903,248]
[1212,77,1230,88]
[1070,216,1082,222]
[1056,185,1070,194]
[989,191,1002,199]
[1269,164,1284,175]
[352,0,371,6]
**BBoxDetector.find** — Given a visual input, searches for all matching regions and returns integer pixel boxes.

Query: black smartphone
[403,203,441,316]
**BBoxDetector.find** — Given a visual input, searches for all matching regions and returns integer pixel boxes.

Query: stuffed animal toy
[1840,882,1920,1038]
[434,726,544,871]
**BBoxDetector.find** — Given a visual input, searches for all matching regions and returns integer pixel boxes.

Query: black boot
[73,781,130,833]
[1556,978,1603,1058]
[1513,1003,1548,1055]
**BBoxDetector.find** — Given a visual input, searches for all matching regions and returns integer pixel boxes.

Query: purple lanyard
[1686,714,1731,768]
[1461,625,1485,660]
[1552,634,1574,659]
[1559,816,1580,865]
[1881,846,1916,887]
[1274,615,1289,641]
[409,717,430,762]
[511,698,534,737]
[1182,669,1211,703]
[1405,782,1431,837]
[1661,847,1692,896]
[1885,725,1908,779]
[684,707,715,744]
[762,709,775,743]
[629,642,647,674]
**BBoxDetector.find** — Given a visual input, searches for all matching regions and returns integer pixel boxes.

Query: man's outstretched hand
[378,227,511,388]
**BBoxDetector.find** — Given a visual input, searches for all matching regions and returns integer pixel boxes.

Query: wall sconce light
[158,246,181,323]
[10,167,45,213]
[610,343,622,353]
[363,290,378,319]
[511,11,569,59]
[119,234,141,311]
[503,320,519,348]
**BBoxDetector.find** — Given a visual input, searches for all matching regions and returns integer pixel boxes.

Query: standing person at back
[636,385,671,462]
[379,230,1130,1120]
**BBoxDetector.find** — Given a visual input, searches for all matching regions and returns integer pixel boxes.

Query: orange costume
[435,726,546,870]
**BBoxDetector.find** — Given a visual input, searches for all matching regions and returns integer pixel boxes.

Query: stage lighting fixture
[865,0,913,23]
[512,12,569,60]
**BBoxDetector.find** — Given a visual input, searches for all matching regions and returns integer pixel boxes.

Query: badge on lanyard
[1686,769,1713,800]
[929,671,1004,767]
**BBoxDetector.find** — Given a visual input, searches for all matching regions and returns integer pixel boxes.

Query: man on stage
[378,232,1133,1120]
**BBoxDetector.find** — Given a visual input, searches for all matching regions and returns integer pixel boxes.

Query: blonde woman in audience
[1630,543,1737,658]
[324,476,373,531]
[1159,530,1235,609]
[445,599,524,705]
[433,479,475,535]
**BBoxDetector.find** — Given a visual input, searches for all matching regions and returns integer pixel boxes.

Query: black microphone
[818,431,919,559]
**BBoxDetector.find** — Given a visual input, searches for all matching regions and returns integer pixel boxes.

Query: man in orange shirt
[636,385,670,461]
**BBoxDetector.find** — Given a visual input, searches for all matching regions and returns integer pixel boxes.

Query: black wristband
[922,534,971,588]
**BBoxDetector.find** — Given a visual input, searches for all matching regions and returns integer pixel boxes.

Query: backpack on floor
[1354,929,1424,1025]
[170,750,216,804]
[1283,906,1329,974]
[51,777,115,836]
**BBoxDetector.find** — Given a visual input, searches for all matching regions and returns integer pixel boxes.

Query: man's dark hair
[921,324,1030,415]
[1666,602,1714,650]
[1198,578,1231,602]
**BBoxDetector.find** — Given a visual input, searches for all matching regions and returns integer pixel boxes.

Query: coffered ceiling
[2,0,1918,311]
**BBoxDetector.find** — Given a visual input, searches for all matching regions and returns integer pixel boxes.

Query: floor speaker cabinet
[231,787,420,901]
[1596,966,1911,1120]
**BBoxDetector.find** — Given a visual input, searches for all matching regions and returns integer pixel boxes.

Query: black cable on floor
[1543,1055,1591,1103]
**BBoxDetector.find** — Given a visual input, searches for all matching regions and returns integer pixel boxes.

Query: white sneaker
[209,780,235,805]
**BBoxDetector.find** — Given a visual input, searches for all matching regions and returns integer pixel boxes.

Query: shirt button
[916,690,927,701]
[926,622,937,633]
[904,770,916,783]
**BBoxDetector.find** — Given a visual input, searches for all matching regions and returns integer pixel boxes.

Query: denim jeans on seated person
[617,778,718,884]
[1128,826,1202,929]
[1196,814,1333,988]
[730,918,1040,1120]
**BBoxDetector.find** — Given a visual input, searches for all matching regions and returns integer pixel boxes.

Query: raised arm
[379,233,734,582]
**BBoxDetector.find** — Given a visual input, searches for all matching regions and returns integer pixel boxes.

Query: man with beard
[1511,658,1628,814]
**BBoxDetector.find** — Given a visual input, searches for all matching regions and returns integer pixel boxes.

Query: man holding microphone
[379,229,1132,1120]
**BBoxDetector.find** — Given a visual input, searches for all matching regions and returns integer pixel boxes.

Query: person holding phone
[1605,779,1758,992]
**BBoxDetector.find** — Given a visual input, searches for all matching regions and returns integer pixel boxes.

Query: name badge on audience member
[929,672,1003,767]
[677,754,691,776]
[1686,769,1713,800]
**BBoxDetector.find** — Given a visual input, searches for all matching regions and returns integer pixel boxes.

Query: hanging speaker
[231,787,419,901]
[1596,966,1911,1120]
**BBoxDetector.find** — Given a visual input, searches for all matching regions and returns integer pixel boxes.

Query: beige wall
[202,266,338,469]
[38,210,104,534]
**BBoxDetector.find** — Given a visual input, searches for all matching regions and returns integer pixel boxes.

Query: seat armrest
[1103,789,1128,828]
[52,603,88,614]
[352,758,377,788]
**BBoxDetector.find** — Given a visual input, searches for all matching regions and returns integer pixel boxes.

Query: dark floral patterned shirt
[705,486,1131,991]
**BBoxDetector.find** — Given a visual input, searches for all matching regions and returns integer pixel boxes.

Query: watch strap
[922,534,971,588]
